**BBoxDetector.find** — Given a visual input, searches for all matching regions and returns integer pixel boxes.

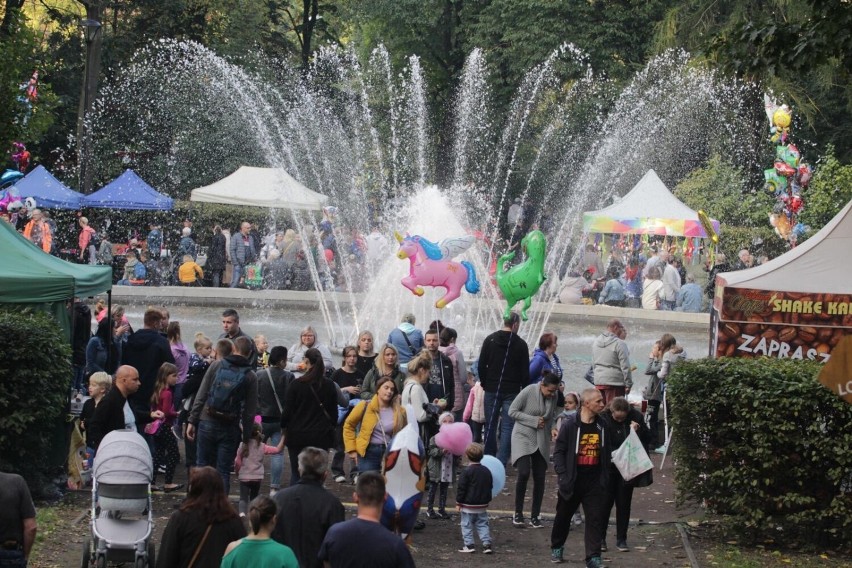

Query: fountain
[86,42,760,364]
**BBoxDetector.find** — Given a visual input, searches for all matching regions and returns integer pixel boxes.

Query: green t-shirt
[220,538,299,568]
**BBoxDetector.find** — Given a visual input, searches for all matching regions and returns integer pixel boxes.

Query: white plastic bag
[611,428,653,481]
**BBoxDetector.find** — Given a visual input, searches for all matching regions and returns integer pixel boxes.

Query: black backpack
[205,360,250,422]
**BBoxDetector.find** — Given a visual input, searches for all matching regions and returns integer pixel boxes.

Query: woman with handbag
[343,376,406,475]
[256,346,295,493]
[402,351,439,444]
[157,466,246,568]
[280,348,338,485]
[599,397,652,553]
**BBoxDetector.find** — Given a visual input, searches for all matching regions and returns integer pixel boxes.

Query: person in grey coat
[230,221,257,288]
[508,372,562,528]
[591,319,633,406]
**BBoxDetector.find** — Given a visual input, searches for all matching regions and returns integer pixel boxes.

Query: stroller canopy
[93,430,153,484]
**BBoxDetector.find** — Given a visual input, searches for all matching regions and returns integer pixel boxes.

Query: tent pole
[106,290,113,376]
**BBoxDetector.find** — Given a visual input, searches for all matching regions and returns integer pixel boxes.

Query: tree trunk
[76,1,104,193]
[1,0,25,36]
[300,0,318,69]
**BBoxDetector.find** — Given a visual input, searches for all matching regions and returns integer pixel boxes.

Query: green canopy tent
[0,218,112,338]
[0,220,113,473]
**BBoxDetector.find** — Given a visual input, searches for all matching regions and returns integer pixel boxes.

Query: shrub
[0,308,72,496]
[668,358,852,549]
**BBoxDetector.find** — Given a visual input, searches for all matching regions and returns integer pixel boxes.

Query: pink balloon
[434,422,473,456]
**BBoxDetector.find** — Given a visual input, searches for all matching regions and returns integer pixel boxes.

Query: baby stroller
[82,430,156,567]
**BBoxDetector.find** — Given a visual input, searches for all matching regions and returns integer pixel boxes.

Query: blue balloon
[480,455,506,497]
[1,169,24,187]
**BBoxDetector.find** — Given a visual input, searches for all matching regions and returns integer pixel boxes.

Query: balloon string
[482,330,514,457]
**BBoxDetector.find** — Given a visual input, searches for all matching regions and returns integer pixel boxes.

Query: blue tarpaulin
[13,165,84,209]
[83,169,173,210]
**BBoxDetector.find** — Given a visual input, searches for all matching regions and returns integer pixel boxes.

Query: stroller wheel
[95,554,107,568]
[80,538,91,568]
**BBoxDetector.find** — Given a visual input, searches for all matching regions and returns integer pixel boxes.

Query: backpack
[133,261,147,280]
[205,360,250,422]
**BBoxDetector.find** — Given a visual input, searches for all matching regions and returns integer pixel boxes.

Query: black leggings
[428,481,449,512]
[239,480,261,515]
[601,467,635,542]
[514,452,547,519]
[152,426,179,485]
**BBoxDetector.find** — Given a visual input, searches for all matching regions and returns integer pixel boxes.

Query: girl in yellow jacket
[343,376,406,474]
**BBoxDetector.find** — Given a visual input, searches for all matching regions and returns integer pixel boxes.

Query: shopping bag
[611,428,653,481]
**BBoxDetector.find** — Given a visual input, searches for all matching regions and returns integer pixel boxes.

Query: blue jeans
[460,511,491,546]
[196,419,240,494]
[483,391,517,465]
[358,443,385,474]
[71,365,86,393]
[0,549,26,567]
[261,422,284,490]
[230,264,244,287]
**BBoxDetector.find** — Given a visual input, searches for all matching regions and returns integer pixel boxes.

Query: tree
[653,0,852,161]
[674,153,774,228]
[797,147,852,231]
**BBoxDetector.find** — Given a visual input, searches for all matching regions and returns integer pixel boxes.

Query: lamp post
[78,18,102,194]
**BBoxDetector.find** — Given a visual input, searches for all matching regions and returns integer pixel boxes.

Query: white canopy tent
[583,169,719,237]
[190,166,328,211]
[717,199,852,293]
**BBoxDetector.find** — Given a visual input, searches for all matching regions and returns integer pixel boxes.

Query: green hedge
[0,308,72,496]
[668,358,852,549]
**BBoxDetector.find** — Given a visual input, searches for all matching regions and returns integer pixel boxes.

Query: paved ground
[36,448,701,568]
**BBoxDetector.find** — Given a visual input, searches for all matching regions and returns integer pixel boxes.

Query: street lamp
[78,18,102,194]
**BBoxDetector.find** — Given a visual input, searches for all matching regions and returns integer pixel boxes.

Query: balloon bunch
[763,97,811,244]
[11,142,30,173]
[0,184,24,215]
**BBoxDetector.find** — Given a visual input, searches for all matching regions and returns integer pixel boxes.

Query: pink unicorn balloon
[394,232,481,309]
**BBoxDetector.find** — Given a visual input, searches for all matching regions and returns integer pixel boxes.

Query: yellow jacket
[343,395,406,457]
[178,261,203,283]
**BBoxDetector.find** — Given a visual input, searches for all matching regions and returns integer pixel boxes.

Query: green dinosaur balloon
[496,230,547,320]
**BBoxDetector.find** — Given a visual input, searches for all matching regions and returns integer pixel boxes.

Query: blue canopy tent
[82,169,173,210]
[12,165,84,209]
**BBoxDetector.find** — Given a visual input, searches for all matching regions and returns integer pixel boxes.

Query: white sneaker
[334,475,346,483]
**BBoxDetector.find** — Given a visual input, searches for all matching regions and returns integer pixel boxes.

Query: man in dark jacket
[477,311,530,465]
[424,329,455,413]
[229,221,257,288]
[87,365,164,450]
[219,308,258,369]
[122,308,175,424]
[186,336,258,494]
[550,387,609,567]
[272,447,344,568]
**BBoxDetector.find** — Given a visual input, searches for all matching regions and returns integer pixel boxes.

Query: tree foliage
[0,308,71,496]
[669,357,852,549]
[797,146,852,231]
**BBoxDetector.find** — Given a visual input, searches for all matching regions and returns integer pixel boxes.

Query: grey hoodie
[591,331,633,389]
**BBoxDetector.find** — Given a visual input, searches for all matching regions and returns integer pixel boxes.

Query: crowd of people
[8,205,763,317]
[557,243,762,313]
[2,294,692,568]
[7,205,392,293]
